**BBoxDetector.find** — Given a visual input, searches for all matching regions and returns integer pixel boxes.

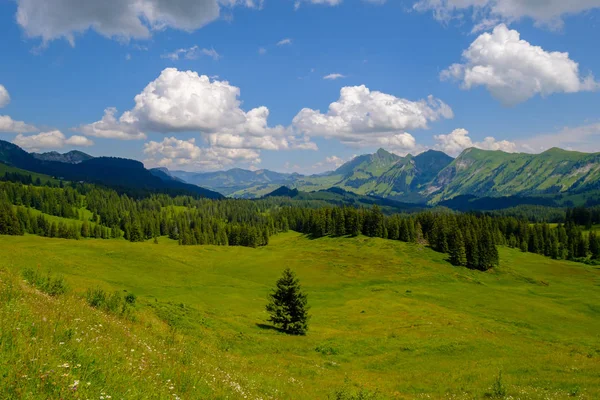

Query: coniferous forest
[1,170,600,270]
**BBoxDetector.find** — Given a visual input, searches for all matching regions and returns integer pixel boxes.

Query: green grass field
[1,232,599,399]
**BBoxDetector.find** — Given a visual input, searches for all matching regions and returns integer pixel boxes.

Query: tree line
[1,172,600,265]
[274,204,600,268]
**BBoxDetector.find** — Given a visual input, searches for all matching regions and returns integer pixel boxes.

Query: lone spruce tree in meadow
[266,268,309,335]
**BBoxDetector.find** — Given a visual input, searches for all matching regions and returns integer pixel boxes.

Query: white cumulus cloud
[434,128,517,156]
[79,68,316,170]
[15,0,261,45]
[292,84,452,152]
[143,136,260,171]
[413,0,600,30]
[0,115,37,133]
[13,130,94,151]
[441,24,598,106]
[78,68,314,151]
[76,108,147,140]
[0,85,10,108]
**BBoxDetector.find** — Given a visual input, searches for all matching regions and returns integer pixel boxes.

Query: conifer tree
[265,268,309,335]
[449,228,467,266]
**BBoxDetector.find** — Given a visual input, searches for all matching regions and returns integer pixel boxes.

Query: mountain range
[168,147,600,206]
[0,140,222,199]
[3,140,600,208]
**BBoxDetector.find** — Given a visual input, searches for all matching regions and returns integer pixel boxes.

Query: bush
[486,371,507,398]
[125,292,137,305]
[22,268,68,296]
[85,287,107,308]
[85,287,136,320]
[330,379,380,400]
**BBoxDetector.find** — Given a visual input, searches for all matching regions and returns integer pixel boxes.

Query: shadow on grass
[255,323,284,333]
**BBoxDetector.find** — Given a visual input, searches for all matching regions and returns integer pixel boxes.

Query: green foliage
[21,268,68,296]
[486,371,508,398]
[266,268,310,335]
[85,287,134,319]
[330,379,380,400]
[125,292,137,305]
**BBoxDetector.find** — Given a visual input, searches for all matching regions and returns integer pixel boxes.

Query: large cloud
[0,85,10,108]
[15,0,260,45]
[434,128,517,156]
[13,130,94,151]
[143,136,260,171]
[0,115,37,133]
[79,68,317,170]
[78,68,314,151]
[414,0,600,30]
[442,24,598,106]
[292,84,452,153]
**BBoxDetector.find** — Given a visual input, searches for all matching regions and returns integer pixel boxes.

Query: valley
[1,233,599,399]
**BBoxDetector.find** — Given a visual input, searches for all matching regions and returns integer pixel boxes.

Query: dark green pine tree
[590,231,600,259]
[449,228,467,267]
[265,268,309,335]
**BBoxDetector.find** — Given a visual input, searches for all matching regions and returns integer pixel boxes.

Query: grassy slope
[430,148,600,202]
[0,163,60,185]
[1,233,599,399]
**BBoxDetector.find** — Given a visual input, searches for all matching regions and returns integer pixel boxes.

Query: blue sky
[0,0,599,173]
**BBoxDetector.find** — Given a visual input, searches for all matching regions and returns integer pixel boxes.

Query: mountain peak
[32,149,94,164]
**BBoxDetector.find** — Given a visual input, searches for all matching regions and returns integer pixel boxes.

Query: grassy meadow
[1,232,599,399]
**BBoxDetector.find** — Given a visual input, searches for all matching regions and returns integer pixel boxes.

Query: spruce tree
[266,268,309,335]
[449,228,467,266]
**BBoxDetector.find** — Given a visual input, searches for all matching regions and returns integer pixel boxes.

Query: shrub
[85,287,107,308]
[315,343,339,356]
[85,287,136,320]
[22,268,68,296]
[330,379,380,400]
[125,292,137,305]
[486,371,507,398]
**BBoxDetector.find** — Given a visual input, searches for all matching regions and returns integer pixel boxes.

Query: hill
[428,147,600,202]
[174,147,600,207]
[0,140,223,199]
[264,185,427,212]
[32,150,94,164]
[1,233,598,398]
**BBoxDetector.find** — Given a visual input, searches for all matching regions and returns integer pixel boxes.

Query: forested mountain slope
[0,140,223,198]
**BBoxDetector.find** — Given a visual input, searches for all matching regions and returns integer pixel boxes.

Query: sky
[0,0,599,174]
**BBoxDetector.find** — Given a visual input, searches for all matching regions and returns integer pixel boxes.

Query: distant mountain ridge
[32,150,94,164]
[0,140,222,199]
[167,147,600,205]
[169,168,301,196]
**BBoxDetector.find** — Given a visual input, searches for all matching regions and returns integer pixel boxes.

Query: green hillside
[429,148,600,202]
[0,162,60,185]
[168,147,600,207]
[1,233,599,399]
